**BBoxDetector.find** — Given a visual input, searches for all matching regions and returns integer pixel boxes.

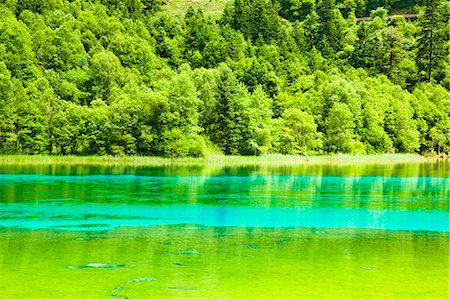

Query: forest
[0,0,448,157]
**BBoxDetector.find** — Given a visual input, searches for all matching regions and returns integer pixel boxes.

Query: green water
[0,162,449,298]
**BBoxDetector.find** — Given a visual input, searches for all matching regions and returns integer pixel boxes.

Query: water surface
[0,162,448,298]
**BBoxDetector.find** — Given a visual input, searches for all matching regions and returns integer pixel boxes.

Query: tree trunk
[427,10,434,83]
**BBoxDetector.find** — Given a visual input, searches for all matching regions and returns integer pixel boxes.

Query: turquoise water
[1,169,448,232]
[0,162,449,298]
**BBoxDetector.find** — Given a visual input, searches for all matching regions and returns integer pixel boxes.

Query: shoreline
[0,154,445,166]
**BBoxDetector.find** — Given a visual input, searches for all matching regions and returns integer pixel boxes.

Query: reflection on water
[0,163,448,231]
[0,162,449,298]
[0,160,449,177]
[0,226,448,298]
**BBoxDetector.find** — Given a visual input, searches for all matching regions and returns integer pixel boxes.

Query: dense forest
[0,0,448,157]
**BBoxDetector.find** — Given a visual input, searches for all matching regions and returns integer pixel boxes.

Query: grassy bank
[0,154,439,167]
[163,0,231,17]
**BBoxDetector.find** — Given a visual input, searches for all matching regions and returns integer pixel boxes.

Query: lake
[0,162,448,298]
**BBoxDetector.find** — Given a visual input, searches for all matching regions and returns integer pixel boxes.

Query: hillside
[0,0,448,157]
[163,0,231,17]
[163,0,426,18]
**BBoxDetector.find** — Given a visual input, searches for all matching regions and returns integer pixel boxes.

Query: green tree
[325,102,355,153]
[247,86,274,155]
[52,101,87,154]
[211,65,252,155]
[385,97,420,152]
[381,26,405,85]
[152,69,205,157]
[416,0,448,83]
[36,21,87,72]
[316,0,346,56]
[0,13,37,80]
[90,51,124,100]
[279,108,323,155]
[360,102,392,153]
[229,0,282,41]
[276,0,315,22]
[16,78,53,154]
[349,19,384,72]
[108,33,158,77]
[83,99,111,155]
[0,62,18,153]
[429,123,449,154]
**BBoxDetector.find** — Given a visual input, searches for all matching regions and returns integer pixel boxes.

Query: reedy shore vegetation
[0,0,449,158]
[0,154,439,166]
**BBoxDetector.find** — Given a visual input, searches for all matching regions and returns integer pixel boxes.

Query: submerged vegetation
[0,0,448,157]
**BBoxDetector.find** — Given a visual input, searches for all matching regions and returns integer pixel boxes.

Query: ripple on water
[67,263,127,269]
[127,277,157,283]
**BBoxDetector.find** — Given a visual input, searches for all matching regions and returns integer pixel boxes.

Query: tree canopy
[0,0,448,157]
